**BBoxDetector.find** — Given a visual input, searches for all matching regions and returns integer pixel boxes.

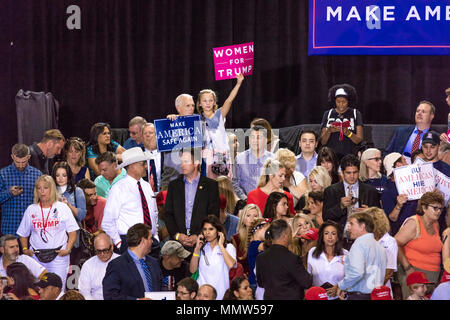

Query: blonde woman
[298,166,332,212]
[290,213,318,268]
[364,207,398,296]
[359,148,388,197]
[274,148,308,207]
[217,175,239,214]
[231,204,262,276]
[17,175,79,290]
[247,158,295,215]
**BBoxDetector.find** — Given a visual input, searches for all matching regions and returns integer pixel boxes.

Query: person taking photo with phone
[189,215,236,300]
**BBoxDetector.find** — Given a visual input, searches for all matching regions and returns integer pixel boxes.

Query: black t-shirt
[160,259,191,291]
[321,108,363,160]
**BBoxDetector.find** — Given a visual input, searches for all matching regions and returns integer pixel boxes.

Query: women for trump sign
[394,162,435,200]
[213,42,254,81]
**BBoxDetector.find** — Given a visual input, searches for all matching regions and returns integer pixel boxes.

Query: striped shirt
[0,163,42,235]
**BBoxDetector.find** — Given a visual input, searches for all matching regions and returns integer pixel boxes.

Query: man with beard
[0,234,47,279]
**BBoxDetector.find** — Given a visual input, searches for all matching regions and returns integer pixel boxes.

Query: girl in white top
[17,175,79,291]
[197,73,244,179]
[190,215,236,300]
[307,221,348,300]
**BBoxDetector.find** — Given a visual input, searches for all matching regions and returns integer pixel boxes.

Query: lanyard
[40,203,53,232]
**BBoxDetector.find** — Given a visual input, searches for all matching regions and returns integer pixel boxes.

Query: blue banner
[154,115,204,153]
[309,0,450,55]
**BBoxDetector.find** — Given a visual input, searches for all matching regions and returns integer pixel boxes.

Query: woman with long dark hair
[190,215,236,300]
[316,147,341,184]
[222,276,254,300]
[262,192,291,222]
[86,122,125,178]
[306,220,348,299]
[5,262,40,300]
[51,161,86,223]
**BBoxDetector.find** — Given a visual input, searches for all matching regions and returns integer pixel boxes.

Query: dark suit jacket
[164,174,220,238]
[103,250,163,300]
[383,125,415,156]
[256,244,312,300]
[322,181,380,229]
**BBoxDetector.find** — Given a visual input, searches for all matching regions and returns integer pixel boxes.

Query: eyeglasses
[428,205,443,212]
[176,290,191,296]
[368,157,382,162]
[95,245,112,255]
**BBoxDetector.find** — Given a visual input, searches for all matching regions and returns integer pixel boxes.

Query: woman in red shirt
[246,158,295,216]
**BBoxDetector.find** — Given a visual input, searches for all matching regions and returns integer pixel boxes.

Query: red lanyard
[40,203,53,231]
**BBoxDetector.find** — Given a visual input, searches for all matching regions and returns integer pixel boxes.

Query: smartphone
[321,282,333,290]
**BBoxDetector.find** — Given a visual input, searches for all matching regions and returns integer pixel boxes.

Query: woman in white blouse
[307,220,348,299]
[190,215,236,300]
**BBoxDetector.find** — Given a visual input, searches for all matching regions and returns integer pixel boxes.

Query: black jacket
[256,244,312,300]
[164,174,220,238]
[323,181,380,229]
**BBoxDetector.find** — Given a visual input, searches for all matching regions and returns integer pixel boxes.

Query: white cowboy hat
[117,147,154,169]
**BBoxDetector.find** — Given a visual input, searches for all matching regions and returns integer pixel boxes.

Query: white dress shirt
[102,175,159,247]
[78,253,120,300]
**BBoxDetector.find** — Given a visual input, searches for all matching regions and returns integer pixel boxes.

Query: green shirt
[94,168,127,198]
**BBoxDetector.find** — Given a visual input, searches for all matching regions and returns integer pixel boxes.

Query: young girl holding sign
[197,73,244,179]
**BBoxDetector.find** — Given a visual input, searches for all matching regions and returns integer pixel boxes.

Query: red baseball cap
[406,271,432,286]
[301,228,319,241]
[371,286,392,300]
[156,191,167,206]
[305,286,328,300]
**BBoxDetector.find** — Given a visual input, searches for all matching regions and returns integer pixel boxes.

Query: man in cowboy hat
[101,147,160,258]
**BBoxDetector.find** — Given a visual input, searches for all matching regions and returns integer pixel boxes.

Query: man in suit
[384,101,435,159]
[164,148,220,250]
[323,154,380,231]
[256,219,312,300]
[103,223,163,300]
[141,122,163,192]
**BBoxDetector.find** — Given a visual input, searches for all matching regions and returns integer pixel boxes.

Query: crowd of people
[0,80,449,301]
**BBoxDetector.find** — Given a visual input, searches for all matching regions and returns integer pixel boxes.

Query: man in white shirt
[101,147,159,257]
[78,232,119,300]
[142,123,162,192]
[0,234,47,279]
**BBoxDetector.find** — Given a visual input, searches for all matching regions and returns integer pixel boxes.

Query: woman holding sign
[319,84,364,161]
[196,73,244,179]
[395,191,445,299]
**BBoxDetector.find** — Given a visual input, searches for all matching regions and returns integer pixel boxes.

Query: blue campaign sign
[154,115,204,152]
[309,0,450,55]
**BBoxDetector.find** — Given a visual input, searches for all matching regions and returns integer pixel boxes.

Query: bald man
[78,232,119,300]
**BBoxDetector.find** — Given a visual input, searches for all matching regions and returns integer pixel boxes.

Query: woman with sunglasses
[17,175,79,291]
[395,191,445,299]
[63,137,90,184]
[359,148,388,199]
[190,215,236,300]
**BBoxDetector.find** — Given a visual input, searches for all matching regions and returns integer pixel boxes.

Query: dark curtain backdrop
[0,0,448,167]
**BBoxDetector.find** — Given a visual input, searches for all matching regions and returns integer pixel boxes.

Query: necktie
[139,258,153,292]
[347,185,354,215]
[149,159,157,192]
[137,181,152,229]
[411,130,423,154]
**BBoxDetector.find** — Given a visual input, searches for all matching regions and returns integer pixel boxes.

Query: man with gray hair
[161,94,197,189]
[0,143,42,235]
[0,234,47,279]
[123,116,147,150]
[78,232,119,300]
